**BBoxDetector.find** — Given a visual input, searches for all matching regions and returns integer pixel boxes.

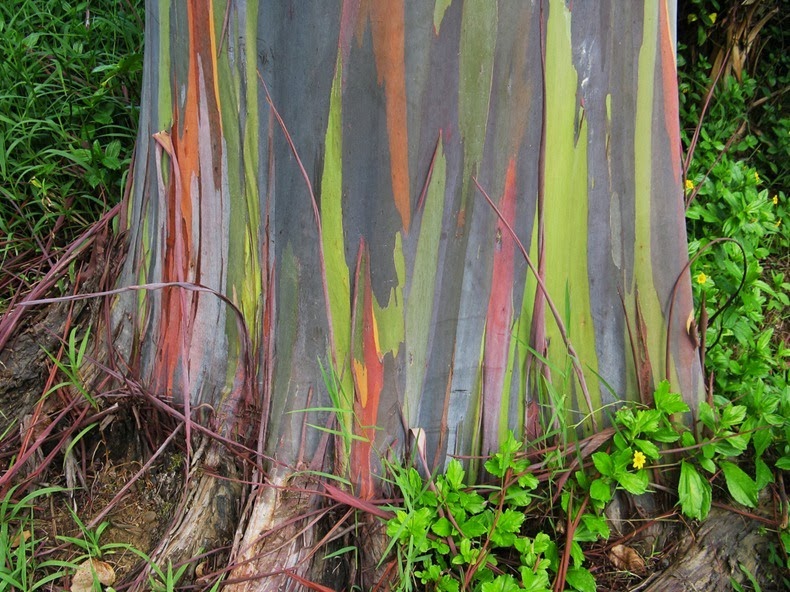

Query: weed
[0,0,143,309]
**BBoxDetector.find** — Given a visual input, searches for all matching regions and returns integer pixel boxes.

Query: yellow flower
[777,219,782,228]
[696,272,707,285]
[685,179,694,191]
[633,451,647,470]
[754,171,760,183]
[773,195,779,205]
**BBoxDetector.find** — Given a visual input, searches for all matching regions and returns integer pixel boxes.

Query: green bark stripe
[373,232,405,358]
[498,320,520,439]
[458,0,496,204]
[157,1,171,129]
[241,1,262,337]
[542,0,600,425]
[320,55,353,409]
[634,3,665,386]
[404,140,447,425]
[433,0,452,33]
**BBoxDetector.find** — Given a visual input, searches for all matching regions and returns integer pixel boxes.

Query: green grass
[0,0,143,311]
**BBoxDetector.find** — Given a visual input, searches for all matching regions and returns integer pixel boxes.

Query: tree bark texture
[107,0,704,587]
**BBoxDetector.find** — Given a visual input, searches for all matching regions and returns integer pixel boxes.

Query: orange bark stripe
[369,0,411,232]
[350,242,384,498]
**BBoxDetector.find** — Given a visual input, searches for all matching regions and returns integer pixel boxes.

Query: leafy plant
[385,432,595,592]
[0,0,143,309]
[0,485,73,591]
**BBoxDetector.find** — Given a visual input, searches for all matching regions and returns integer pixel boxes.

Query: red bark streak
[156,0,224,401]
[659,0,681,184]
[350,241,384,499]
[482,159,517,453]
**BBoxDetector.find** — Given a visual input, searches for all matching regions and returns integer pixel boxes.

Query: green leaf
[752,427,772,457]
[460,514,490,538]
[569,541,585,567]
[652,427,681,443]
[439,575,460,592]
[615,470,648,495]
[446,459,465,490]
[634,439,660,460]
[481,574,520,592]
[496,509,525,534]
[720,405,747,429]
[581,513,610,539]
[520,567,552,592]
[565,567,597,592]
[633,409,662,436]
[592,452,613,477]
[518,472,539,490]
[459,491,486,514]
[679,461,711,520]
[755,458,774,490]
[719,461,758,507]
[775,456,790,470]
[681,430,696,448]
[504,486,533,507]
[589,478,612,503]
[698,401,716,431]
[713,433,750,457]
[431,517,453,537]
[653,381,690,414]
[698,457,717,473]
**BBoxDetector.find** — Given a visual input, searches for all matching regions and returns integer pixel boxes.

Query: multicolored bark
[114,0,702,582]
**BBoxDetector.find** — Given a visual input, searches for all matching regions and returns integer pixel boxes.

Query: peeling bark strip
[112,0,703,586]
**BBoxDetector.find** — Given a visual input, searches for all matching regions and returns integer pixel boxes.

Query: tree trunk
[102,0,705,588]
[643,505,783,592]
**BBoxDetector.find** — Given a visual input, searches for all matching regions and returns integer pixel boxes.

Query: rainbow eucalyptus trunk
[112,0,703,588]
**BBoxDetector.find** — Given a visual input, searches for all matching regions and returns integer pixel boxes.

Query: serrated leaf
[615,470,648,495]
[481,574,520,592]
[459,491,486,514]
[518,472,539,490]
[720,405,747,429]
[635,439,660,459]
[719,461,758,507]
[446,459,465,490]
[461,514,490,538]
[589,478,612,502]
[752,427,772,457]
[496,509,525,534]
[505,486,532,507]
[431,517,453,537]
[654,381,690,415]
[714,433,749,457]
[592,452,613,477]
[679,461,711,520]
[581,513,610,539]
[633,409,662,435]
